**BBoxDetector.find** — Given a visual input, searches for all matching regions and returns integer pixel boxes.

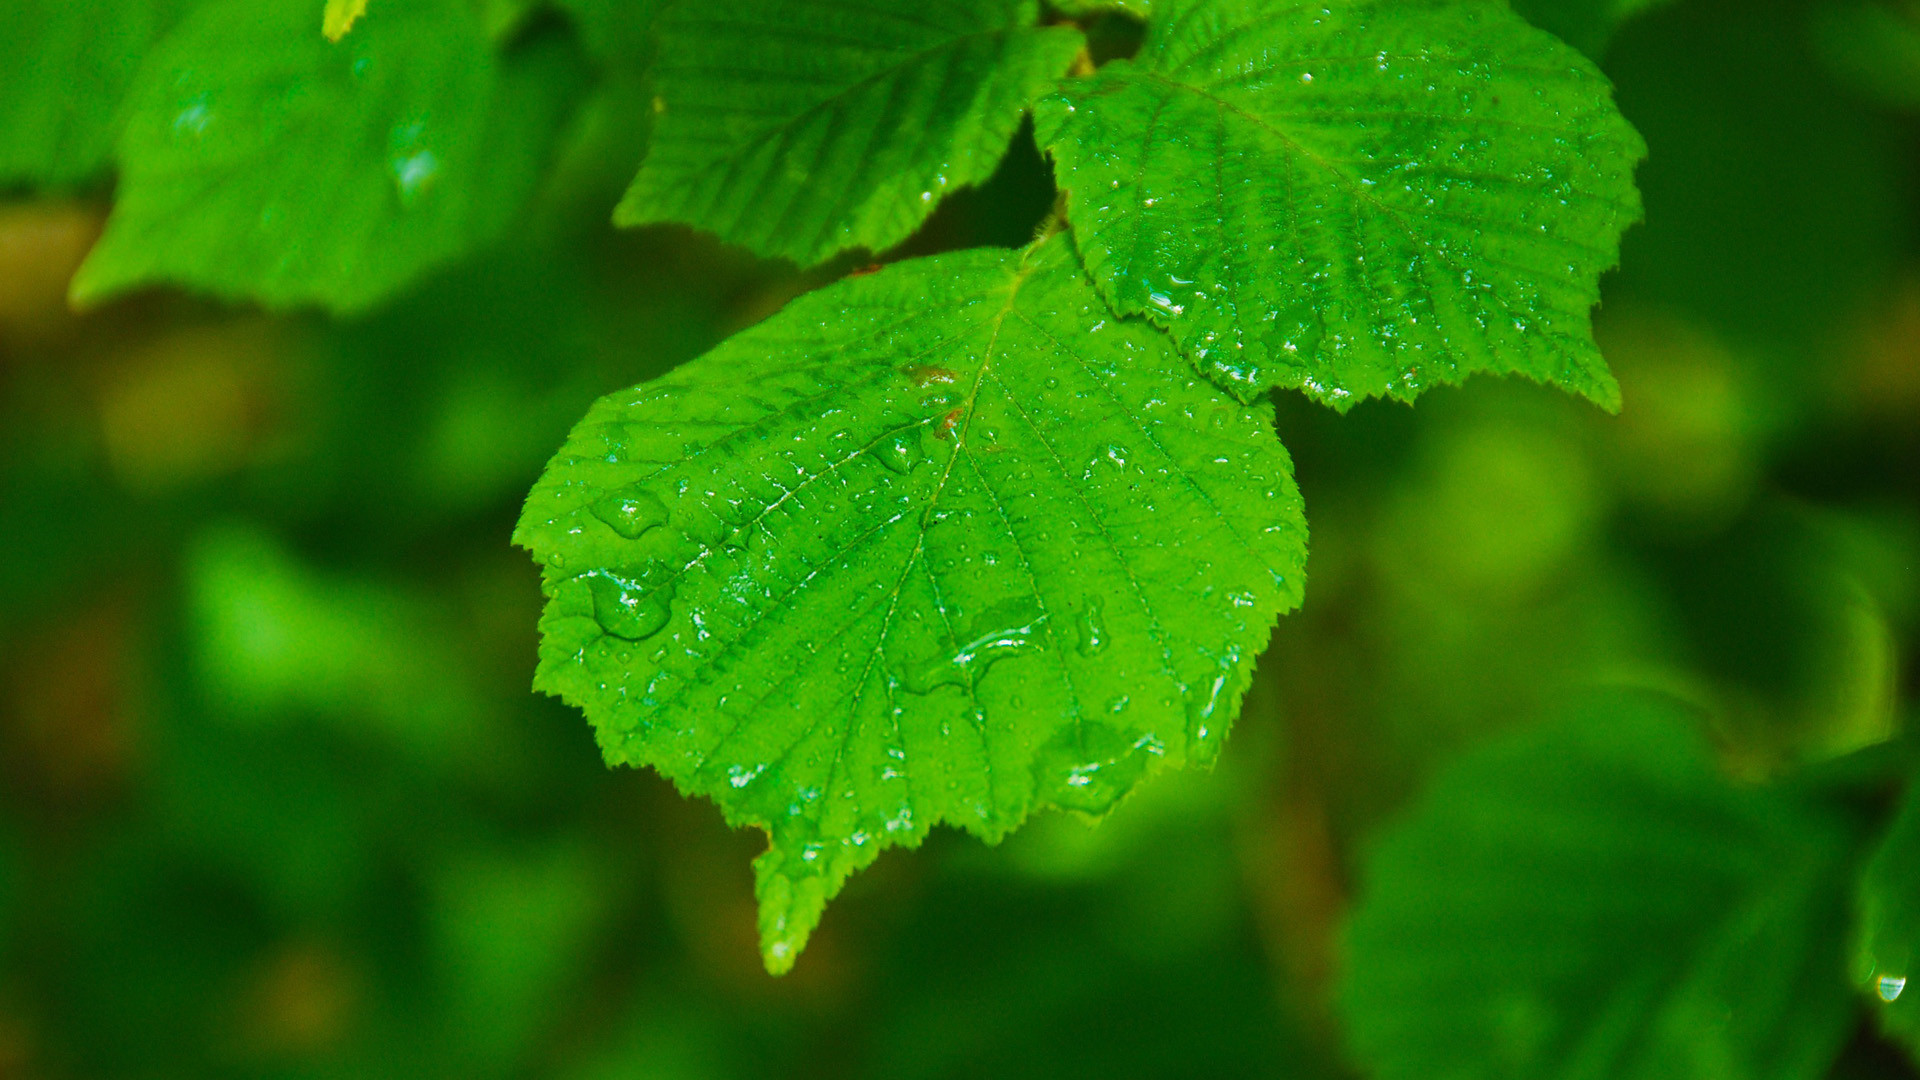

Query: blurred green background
[2,0,1918,1076]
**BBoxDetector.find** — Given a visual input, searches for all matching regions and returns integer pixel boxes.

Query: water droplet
[591,489,669,539]
[1147,292,1187,316]
[1275,299,1324,362]
[905,364,959,388]
[390,150,439,205]
[1075,596,1108,656]
[588,571,674,641]
[877,431,922,474]
[1032,726,1155,815]
[900,598,1047,693]
[173,98,211,137]
[1882,975,1908,1002]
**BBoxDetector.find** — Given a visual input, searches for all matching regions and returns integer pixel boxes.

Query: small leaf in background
[324,0,372,42]
[615,0,1083,266]
[0,0,192,187]
[71,0,585,314]
[1035,0,1644,409]
[1342,691,1863,1080]
[1854,767,1920,1050]
[517,234,1307,972]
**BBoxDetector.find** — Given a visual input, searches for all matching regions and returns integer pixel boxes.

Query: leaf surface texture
[1035,0,1644,408]
[517,235,1307,971]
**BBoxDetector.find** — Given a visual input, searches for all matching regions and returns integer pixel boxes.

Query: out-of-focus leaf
[71,0,585,314]
[0,0,191,187]
[1814,1,1920,111]
[185,524,483,760]
[614,0,1082,266]
[1343,691,1862,1080]
[516,235,1306,972]
[1034,0,1644,409]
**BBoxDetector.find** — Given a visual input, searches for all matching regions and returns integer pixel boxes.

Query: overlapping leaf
[1343,692,1860,1080]
[1035,0,1645,408]
[516,234,1306,972]
[614,0,1084,266]
[0,0,192,187]
[71,0,583,314]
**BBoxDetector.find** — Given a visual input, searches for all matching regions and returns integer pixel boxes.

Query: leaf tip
[322,0,371,42]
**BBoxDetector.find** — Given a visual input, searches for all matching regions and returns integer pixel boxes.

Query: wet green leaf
[0,0,192,188]
[614,0,1084,266]
[71,0,584,314]
[516,234,1306,972]
[1343,691,1861,1080]
[1035,0,1644,409]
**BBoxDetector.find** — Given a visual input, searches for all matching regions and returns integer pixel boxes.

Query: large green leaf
[1854,770,1920,1051]
[516,234,1307,972]
[1342,692,1861,1080]
[70,0,583,314]
[1034,0,1644,409]
[613,0,1084,266]
[0,0,191,188]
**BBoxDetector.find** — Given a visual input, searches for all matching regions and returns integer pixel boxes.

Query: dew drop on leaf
[1075,595,1108,656]
[1032,725,1155,815]
[900,598,1048,694]
[877,431,922,474]
[591,489,670,540]
[1881,975,1908,1002]
[588,572,675,641]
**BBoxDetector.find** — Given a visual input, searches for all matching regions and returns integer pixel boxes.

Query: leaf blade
[517,234,1307,971]
[1036,0,1645,409]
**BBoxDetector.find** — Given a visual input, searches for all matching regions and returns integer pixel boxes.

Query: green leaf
[1034,0,1645,409]
[1853,768,1920,1050]
[1342,691,1861,1080]
[0,0,191,188]
[70,0,584,314]
[613,0,1084,266]
[1509,0,1673,59]
[516,234,1306,972]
